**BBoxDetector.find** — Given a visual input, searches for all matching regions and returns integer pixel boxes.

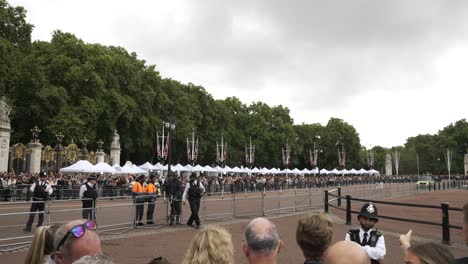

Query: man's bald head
[54,219,102,264]
[324,241,370,264]
[244,217,280,256]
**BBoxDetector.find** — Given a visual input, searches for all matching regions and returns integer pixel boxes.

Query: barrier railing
[324,179,465,244]
[0,181,432,251]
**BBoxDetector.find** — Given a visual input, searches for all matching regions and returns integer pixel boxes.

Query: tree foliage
[1,1,466,173]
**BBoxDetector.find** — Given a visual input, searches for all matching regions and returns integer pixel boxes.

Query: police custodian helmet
[358,202,379,220]
[39,171,47,177]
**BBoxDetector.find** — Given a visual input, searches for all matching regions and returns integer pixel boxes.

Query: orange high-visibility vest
[132,182,144,194]
[145,183,156,193]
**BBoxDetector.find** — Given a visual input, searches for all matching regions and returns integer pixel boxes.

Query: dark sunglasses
[56,220,97,251]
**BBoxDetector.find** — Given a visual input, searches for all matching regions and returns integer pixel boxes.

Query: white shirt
[182,180,205,202]
[79,182,98,199]
[345,227,386,260]
[29,181,53,195]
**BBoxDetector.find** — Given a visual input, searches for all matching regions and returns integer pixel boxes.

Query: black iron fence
[324,179,466,244]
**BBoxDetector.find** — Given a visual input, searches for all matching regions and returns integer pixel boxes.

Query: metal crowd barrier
[325,180,465,245]
[0,181,439,251]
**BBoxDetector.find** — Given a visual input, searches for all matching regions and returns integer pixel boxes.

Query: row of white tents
[60,160,380,176]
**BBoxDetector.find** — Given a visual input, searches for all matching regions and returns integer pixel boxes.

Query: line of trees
[1,0,467,173]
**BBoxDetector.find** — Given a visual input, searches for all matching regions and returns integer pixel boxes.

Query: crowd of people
[21,201,468,264]
[1,169,451,202]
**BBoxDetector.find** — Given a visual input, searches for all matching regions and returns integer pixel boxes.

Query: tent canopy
[60,160,94,174]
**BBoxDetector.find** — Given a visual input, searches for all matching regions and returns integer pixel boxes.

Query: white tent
[184,164,193,171]
[153,163,164,170]
[357,168,369,175]
[368,169,380,175]
[251,167,261,173]
[138,162,154,171]
[132,165,148,174]
[91,162,116,174]
[281,168,293,174]
[213,166,224,172]
[330,168,340,174]
[300,168,310,174]
[349,168,358,175]
[172,163,189,172]
[310,167,319,174]
[291,168,301,174]
[222,165,232,173]
[202,165,215,172]
[114,163,136,174]
[259,167,269,174]
[320,168,330,175]
[269,168,280,174]
[60,160,95,174]
[342,169,350,175]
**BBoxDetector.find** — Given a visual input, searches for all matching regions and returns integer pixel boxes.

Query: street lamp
[80,137,89,160]
[245,136,255,169]
[55,132,65,173]
[165,119,176,174]
[309,135,320,169]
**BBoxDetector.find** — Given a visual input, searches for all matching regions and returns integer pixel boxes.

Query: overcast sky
[10,0,468,148]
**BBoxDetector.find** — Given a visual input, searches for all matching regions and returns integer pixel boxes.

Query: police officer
[79,174,99,220]
[145,175,157,224]
[183,173,205,229]
[23,171,53,232]
[164,172,183,225]
[132,175,146,226]
[345,202,386,264]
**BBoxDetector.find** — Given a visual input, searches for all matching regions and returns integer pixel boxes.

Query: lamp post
[80,137,89,160]
[310,135,320,169]
[245,136,255,169]
[55,132,64,173]
[437,157,440,177]
[165,119,176,175]
[187,128,198,166]
[216,133,227,168]
[367,145,374,170]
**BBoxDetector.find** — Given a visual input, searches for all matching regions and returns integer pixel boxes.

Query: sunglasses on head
[56,220,97,251]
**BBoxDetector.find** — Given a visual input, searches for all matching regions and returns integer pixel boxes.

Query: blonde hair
[181,226,234,264]
[24,225,59,264]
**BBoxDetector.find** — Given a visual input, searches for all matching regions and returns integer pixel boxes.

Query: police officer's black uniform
[80,175,98,220]
[164,174,183,225]
[183,173,205,229]
[346,202,386,264]
[23,171,52,232]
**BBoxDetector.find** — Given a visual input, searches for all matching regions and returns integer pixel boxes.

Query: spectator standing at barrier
[132,175,146,226]
[183,173,205,229]
[54,219,102,264]
[242,217,283,264]
[24,171,53,232]
[345,202,386,264]
[145,175,157,225]
[164,173,183,225]
[79,175,99,220]
[296,213,333,264]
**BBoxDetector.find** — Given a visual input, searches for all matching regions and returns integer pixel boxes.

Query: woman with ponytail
[24,224,60,264]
